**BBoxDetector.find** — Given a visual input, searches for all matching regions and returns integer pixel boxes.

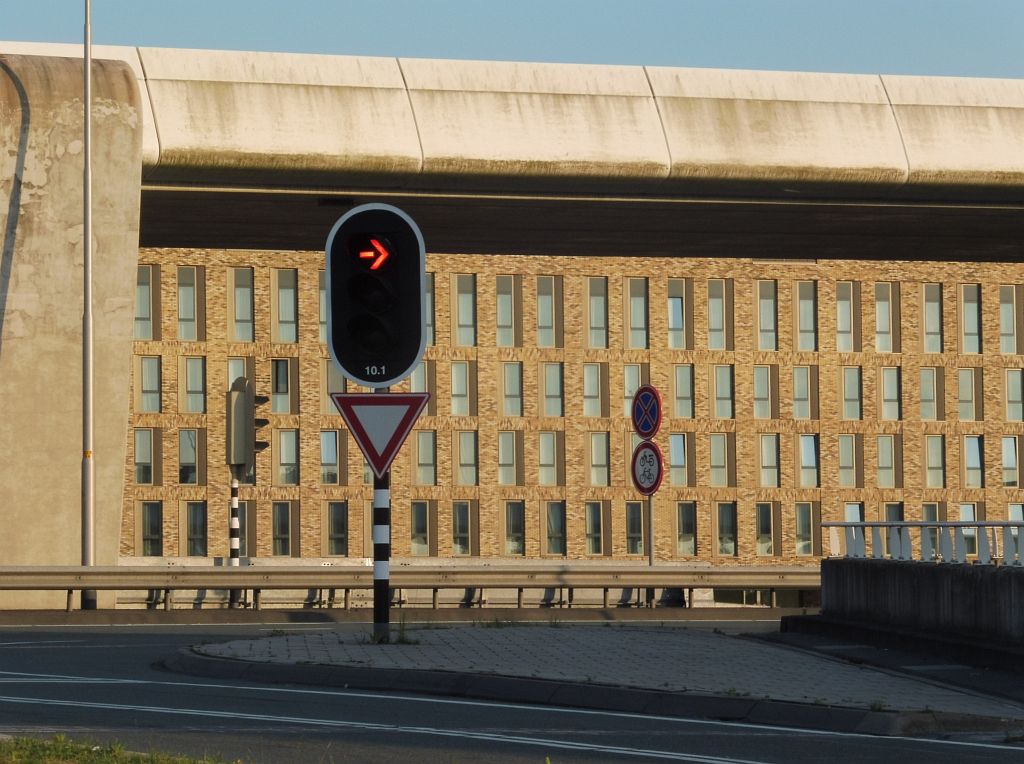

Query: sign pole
[372,387,391,643]
[228,467,241,608]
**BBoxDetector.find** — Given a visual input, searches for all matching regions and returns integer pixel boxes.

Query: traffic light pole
[228,466,241,607]
[372,384,392,643]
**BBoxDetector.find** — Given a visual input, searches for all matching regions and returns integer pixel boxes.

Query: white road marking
[0,641,85,647]
[0,694,762,763]
[0,669,1019,753]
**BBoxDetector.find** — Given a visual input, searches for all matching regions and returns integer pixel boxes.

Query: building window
[961,283,982,353]
[505,501,525,555]
[318,270,327,343]
[717,502,737,557]
[1010,503,1024,543]
[925,435,945,488]
[875,282,898,352]
[542,363,564,417]
[274,269,298,343]
[272,501,292,556]
[231,267,254,342]
[451,361,473,416]
[455,274,476,346]
[457,431,478,486]
[923,283,943,353]
[836,281,856,352]
[588,277,608,348]
[795,502,815,556]
[757,280,777,351]
[958,368,981,421]
[411,501,430,556]
[964,435,985,488]
[877,435,898,488]
[589,432,610,486]
[140,501,162,557]
[322,359,346,414]
[623,364,644,417]
[842,366,861,420]
[1003,436,1020,487]
[497,431,518,486]
[185,501,207,556]
[668,278,689,349]
[838,434,859,488]
[277,430,299,485]
[271,358,294,414]
[496,275,517,347]
[134,429,154,484]
[321,431,340,484]
[960,503,980,556]
[709,433,731,487]
[538,431,561,486]
[177,266,200,341]
[425,272,435,346]
[677,502,697,556]
[583,501,603,555]
[713,365,734,419]
[799,434,819,488]
[707,279,729,350]
[546,501,566,556]
[537,276,562,348]
[179,429,198,484]
[583,363,605,417]
[760,434,779,488]
[502,362,522,416]
[880,367,901,421]
[669,433,689,486]
[1009,370,1024,421]
[796,281,817,351]
[183,357,206,413]
[415,431,437,485]
[753,365,773,419]
[139,356,161,413]
[625,501,644,555]
[228,357,247,390]
[674,365,694,418]
[793,366,814,420]
[135,265,155,340]
[627,278,648,349]
[922,502,943,557]
[452,502,472,556]
[1001,285,1021,354]
[756,502,775,556]
[845,502,865,523]
[920,367,941,421]
[326,501,348,556]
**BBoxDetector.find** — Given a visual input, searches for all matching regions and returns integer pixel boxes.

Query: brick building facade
[123,249,1024,566]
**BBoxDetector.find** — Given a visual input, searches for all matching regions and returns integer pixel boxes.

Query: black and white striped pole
[228,468,241,607]
[372,434,391,643]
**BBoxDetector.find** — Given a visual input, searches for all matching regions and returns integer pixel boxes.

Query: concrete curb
[159,648,1023,739]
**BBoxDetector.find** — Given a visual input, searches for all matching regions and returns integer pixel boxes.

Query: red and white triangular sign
[331,392,429,479]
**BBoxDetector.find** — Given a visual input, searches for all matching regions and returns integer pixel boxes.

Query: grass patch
[0,735,235,763]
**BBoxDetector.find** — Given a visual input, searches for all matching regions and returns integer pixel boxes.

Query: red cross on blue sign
[631,384,662,440]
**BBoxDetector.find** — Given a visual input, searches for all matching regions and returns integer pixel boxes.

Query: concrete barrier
[821,558,1024,642]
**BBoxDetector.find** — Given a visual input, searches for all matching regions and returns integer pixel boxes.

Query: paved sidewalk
[170,623,1024,737]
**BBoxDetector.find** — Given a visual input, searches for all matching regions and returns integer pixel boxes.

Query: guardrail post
[921,526,934,561]
[65,590,73,612]
[940,527,953,562]
[978,526,992,564]
[253,589,261,610]
[953,527,966,563]
[517,587,524,608]
[163,589,172,611]
[871,527,884,559]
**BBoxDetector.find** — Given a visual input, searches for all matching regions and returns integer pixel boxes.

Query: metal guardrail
[822,521,1024,565]
[0,565,821,611]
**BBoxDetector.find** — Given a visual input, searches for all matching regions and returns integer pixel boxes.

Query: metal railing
[0,564,821,611]
[822,521,1024,565]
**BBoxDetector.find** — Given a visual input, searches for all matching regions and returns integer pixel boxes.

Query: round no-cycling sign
[631,440,664,496]
[631,384,662,440]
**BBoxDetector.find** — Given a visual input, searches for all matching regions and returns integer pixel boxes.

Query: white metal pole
[81,0,96,609]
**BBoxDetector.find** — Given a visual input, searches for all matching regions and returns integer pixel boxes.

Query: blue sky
[5,0,1023,78]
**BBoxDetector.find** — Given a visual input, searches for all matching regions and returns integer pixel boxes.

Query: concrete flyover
[0,41,1022,605]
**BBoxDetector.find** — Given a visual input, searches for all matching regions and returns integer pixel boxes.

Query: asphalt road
[0,623,1019,763]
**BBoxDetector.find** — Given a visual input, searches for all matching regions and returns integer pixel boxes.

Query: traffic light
[226,377,269,479]
[326,203,426,388]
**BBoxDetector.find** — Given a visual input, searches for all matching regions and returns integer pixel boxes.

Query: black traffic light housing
[326,203,426,388]
[226,377,270,479]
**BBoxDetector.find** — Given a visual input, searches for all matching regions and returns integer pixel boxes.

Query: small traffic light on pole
[326,204,426,388]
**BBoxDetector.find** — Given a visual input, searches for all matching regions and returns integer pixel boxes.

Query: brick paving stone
[198,625,1024,719]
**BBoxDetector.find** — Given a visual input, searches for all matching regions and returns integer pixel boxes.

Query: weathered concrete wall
[821,558,1024,642]
[0,54,142,606]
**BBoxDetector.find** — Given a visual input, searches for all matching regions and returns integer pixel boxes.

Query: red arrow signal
[358,238,390,270]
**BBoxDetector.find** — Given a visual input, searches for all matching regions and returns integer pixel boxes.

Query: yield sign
[331,392,429,479]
